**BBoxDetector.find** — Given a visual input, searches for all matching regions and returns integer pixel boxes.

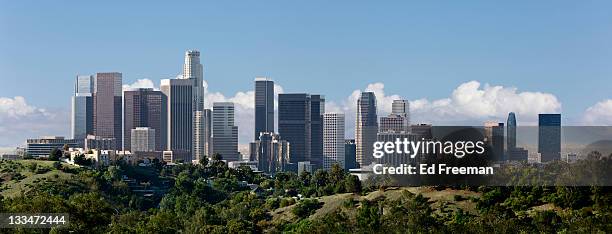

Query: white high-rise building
[131,127,156,152]
[182,50,206,162]
[212,102,239,161]
[323,113,345,170]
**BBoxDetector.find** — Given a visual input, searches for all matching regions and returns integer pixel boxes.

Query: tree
[212,153,223,161]
[292,199,322,218]
[345,175,362,194]
[49,148,62,161]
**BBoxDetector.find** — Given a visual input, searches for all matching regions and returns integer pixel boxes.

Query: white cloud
[0,96,69,148]
[582,99,612,125]
[122,79,157,91]
[409,81,561,125]
[332,81,562,139]
[0,96,49,119]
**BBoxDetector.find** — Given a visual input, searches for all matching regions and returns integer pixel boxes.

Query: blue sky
[0,1,611,148]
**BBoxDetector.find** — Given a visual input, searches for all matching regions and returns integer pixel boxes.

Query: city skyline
[2,2,612,151]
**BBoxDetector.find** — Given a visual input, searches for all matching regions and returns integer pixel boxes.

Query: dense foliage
[0,154,609,233]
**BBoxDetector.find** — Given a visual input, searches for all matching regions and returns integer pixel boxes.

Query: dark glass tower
[254,77,274,140]
[161,78,194,160]
[124,88,167,151]
[278,94,311,164]
[310,95,325,169]
[506,112,517,150]
[538,114,561,162]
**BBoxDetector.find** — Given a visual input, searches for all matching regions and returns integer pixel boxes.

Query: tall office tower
[131,127,156,152]
[124,88,167,152]
[344,140,357,169]
[254,77,275,140]
[278,94,311,164]
[323,113,345,170]
[506,112,517,150]
[212,102,239,161]
[161,78,194,161]
[71,75,94,140]
[193,110,205,162]
[93,72,122,149]
[355,92,378,167]
[493,123,505,161]
[250,132,290,174]
[310,95,325,169]
[538,114,561,162]
[203,109,213,157]
[182,50,206,162]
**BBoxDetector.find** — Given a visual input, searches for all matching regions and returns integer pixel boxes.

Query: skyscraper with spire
[182,50,206,161]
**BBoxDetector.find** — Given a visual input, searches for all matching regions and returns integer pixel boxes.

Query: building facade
[124,88,167,151]
[538,114,561,162]
[161,78,194,160]
[278,94,311,164]
[250,132,290,174]
[131,127,156,152]
[355,92,377,167]
[183,50,206,164]
[506,112,517,150]
[71,75,94,140]
[323,113,345,170]
[93,72,122,149]
[254,77,275,140]
[26,136,81,157]
[212,102,239,161]
[344,139,357,169]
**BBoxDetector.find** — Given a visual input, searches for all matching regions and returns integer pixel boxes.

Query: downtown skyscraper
[323,113,345,170]
[71,75,94,140]
[538,114,561,162]
[507,112,517,150]
[93,72,122,149]
[278,94,311,164]
[183,50,207,161]
[124,88,167,152]
[355,92,377,167]
[161,78,194,162]
[212,102,239,161]
[254,77,274,140]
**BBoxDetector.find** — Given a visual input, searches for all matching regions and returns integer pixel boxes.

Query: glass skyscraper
[71,75,94,140]
[355,92,377,167]
[538,114,561,162]
[278,94,311,164]
[161,78,194,161]
[507,112,517,150]
[254,77,275,141]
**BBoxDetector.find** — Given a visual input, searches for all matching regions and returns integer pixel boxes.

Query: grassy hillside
[0,159,76,197]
